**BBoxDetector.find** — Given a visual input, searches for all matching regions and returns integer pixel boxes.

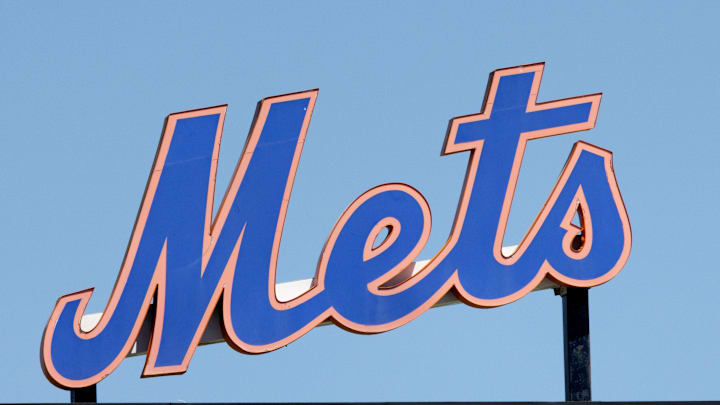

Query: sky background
[1,1,719,402]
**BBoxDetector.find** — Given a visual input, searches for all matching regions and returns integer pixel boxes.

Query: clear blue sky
[1,1,719,402]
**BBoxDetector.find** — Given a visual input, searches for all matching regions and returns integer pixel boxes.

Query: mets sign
[41,63,631,389]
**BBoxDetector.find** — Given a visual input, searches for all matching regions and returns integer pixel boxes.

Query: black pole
[70,384,96,403]
[559,287,591,401]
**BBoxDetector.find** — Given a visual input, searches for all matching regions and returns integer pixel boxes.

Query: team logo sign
[41,63,631,389]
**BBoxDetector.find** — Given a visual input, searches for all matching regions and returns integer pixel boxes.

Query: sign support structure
[69,385,95,403]
[561,287,592,401]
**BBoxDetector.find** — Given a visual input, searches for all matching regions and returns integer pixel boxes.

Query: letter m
[41,90,318,389]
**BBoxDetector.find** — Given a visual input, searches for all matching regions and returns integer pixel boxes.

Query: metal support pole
[70,384,96,403]
[558,287,591,401]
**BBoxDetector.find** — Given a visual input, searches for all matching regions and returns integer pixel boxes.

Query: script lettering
[41,64,631,389]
